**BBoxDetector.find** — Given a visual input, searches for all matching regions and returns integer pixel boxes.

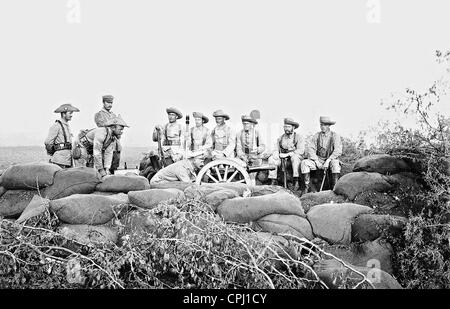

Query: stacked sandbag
[353,154,411,175]
[313,259,402,289]
[300,190,347,213]
[128,188,184,209]
[42,167,101,200]
[16,195,50,223]
[307,203,373,245]
[204,189,239,210]
[351,214,408,242]
[384,172,423,191]
[0,163,61,190]
[0,186,6,198]
[96,175,150,193]
[322,238,394,274]
[0,190,36,218]
[150,181,193,191]
[334,172,393,201]
[253,214,314,240]
[217,191,305,223]
[58,224,119,246]
[49,194,127,225]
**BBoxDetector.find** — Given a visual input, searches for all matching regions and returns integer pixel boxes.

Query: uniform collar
[102,108,113,114]
[59,117,69,125]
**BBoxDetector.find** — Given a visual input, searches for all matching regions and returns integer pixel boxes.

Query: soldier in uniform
[152,107,185,165]
[211,110,236,159]
[74,115,129,178]
[94,94,121,174]
[188,112,212,156]
[150,153,205,184]
[268,118,305,190]
[300,116,343,194]
[236,115,266,166]
[44,104,80,169]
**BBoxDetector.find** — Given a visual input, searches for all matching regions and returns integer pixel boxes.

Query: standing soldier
[300,116,343,194]
[44,104,80,169]
[74,115,129,178]
[211,110,236,159]
[268,118,305,190]
[188,112,212,156]
[94,94,121,174]
[236,115,266,166]
[152,107,185,165]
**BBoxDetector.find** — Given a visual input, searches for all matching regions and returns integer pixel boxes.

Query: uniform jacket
[44,118,73,166]
[94,108,121,151]
[307,131,342,161]
[150,159,196,184]
[236,128,265,158]
[190,126,212,151]
[276,132,305,156]
[211,124,236,157]
[83,127,117,171]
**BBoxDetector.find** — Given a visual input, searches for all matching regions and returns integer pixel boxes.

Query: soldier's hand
[279,153,289,159]
[155,125,163,131]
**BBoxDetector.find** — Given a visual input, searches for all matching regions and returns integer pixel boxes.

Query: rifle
[185,115,190,159]
[281,157,287,188]
[156,127,166,168]
[320,167,328,192]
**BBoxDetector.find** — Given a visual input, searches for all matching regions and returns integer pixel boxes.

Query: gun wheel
[195,159,252,185]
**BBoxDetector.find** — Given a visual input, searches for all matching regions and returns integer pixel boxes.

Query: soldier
[188,112,212,156]
[44,104,80,169]
[300,116,343,194]
[268,118,305,190]
[152,107,185,165]
[236,115,266,166]
[150,153,205,184]
[211,110,236,159]
[74,115,129,178]
[94,94,122,174]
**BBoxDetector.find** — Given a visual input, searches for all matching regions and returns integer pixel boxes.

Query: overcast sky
[1,0,449,149]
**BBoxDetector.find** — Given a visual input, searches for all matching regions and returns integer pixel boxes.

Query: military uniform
[152,107,185,163]
[189,112,212,153]
[211,110,236,159]
[150,159,197,184]
[44,104,80,168]
[301,116,342,193]
[236,115,265,166]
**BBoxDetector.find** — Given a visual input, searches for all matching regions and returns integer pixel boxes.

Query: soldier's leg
[329,159,341,189]
[268,155,280,183]
[300,159,317,195]
[73,146,88,167]
[109,150,121,174]
[290,154,301,191]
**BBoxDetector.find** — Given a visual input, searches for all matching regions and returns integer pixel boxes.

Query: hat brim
[320,121,336,125]
[284,121,299,129]
[242,119,258,125]
[54,106,80,113]
[166,109,183,119]
[213,114,230,120]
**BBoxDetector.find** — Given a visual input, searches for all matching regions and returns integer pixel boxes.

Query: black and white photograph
[0,0,449,296]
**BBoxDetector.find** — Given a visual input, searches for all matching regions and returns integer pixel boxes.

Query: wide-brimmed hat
[212,110,230,120]
[241,115,258,124]
[54,104,80,113]
[284,118,299,129]
[102,95,114,103]
[166,107,183,119]
[105,114,129,127]
[319,116,336,125]
[192,112,209,124]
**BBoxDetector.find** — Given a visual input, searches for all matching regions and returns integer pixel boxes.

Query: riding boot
[301,173,310,195]
[293,177,300,191]
[330,173,340,190]
[270,179,278,186]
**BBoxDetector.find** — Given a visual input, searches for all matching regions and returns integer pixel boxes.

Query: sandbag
[351,214,407,242]
[42,167,101,200]
[307,203,373,245]
[128,188,185,209]
[0,186,6,198]
[217,191,305,223]
[300,190,347,213]
[96,175,150,193]
[49,194,125,225]
[204,189,239,210]
[16,195,50,224]
[58,224,119,246]
[150,181,193,191]
[0,163,61,190]
[0,190,36,218]
[250,185,287,197]
[254,214,314,240]
[313,259,402,289]
[333,172,393,201]
[353,154,411,175]
[384,172,423,191]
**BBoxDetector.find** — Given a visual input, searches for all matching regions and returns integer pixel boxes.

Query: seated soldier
[74,115,129,178]
[300,116,342,195]
[236,115,266,167]
[150,153,205,184]
[268,118,305,191]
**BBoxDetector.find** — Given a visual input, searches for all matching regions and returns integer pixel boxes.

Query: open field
[0,146,154,170]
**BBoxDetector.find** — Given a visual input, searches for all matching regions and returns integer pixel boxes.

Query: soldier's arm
[235,131,244,158]
[329,133,343,160]
[93,128,108,171]
[200,129,213,151]
[94,112,108,127]
[103,139,116,171]
[44,123,59,146]
[294,135,306,158]
[177,167,193,183]
[223,127,236,157]
[256,130,265,154]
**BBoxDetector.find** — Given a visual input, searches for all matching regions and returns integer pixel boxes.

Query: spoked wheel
[195,159,252,185]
